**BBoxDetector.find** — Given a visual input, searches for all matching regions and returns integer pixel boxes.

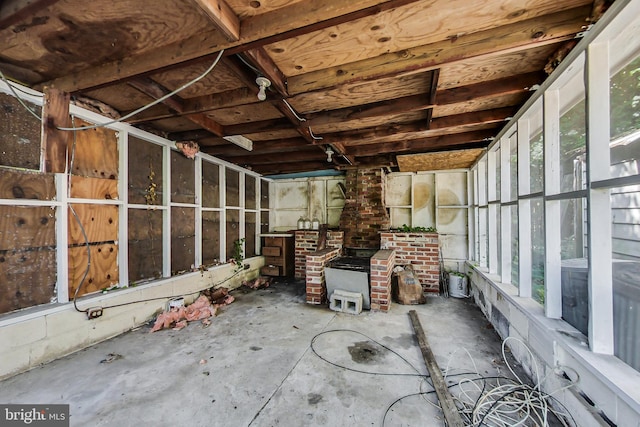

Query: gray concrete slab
[0,279,525,426]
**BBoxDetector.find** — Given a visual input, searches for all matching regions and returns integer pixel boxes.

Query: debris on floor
[151,294,225,332]
[242,276,273,290]
[100,353,123,364]
[202,286,236,306]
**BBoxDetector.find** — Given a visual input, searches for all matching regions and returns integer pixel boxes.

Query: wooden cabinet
[260,234,294,277]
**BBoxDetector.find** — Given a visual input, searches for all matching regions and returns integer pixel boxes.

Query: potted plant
[447,270,468,298]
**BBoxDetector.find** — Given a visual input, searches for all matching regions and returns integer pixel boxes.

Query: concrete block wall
[305,247,341,305]
[0,260,261,380]
[370,249,395,312]
[466,263,640,427]
[294,230,343,279]
[380,232,440,293]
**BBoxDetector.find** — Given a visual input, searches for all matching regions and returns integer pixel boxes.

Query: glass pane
[171,207,195,275]
[531,198,545,304]
[202,211,220,266]
[128,137,163,205]
[495,148,501,201]
[560,197,588,335]
[611,185,640,372]
[226,209,240,261]
[610,55,640,179]
[511,206,519,286]
[171,151,195,204]
[202,162,220,208]
[260,179,270,209]
[530,131,544,194]
[559,98,586,193]
[510,135,518,200]
[561,198,586,260]
[225,169,240,207]
[245,212,256,258]
[245,175,256,209]
[479,207,488,268]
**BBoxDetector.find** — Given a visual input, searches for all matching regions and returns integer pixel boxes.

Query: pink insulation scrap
[151,294,229,332]
[175,141,199,159]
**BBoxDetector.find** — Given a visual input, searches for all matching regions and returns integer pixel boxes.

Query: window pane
[560,98,587,192]
[510,135,518,200]
[511,206,519,286]
[245,175,257,209]
[531,198,545,304]
[495,149,501,201]
[530,132,544,194]
[610,55,640,179]
[611,185,640,372]
[560,197,588,335]
[479,207,488,267]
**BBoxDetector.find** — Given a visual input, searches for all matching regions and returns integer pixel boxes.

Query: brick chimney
[339,168,390,249]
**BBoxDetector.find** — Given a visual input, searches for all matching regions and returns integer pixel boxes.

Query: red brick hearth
[380,232,440,293]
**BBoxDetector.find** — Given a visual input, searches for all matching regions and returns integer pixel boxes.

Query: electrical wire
[309,329,578,427]
[282,99,306,122]
[0,69,42,121]
[57,50,224,131]
[1,50,224,131]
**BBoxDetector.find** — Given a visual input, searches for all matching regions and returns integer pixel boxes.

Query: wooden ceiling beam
[128,77,225,137]
[306,71,540,129]
[324,107,515,147]
[202,137,309,156]
[218,148,324,165]
[250,160,335,175]
[192,0,240,42]
[346,128,496,157]
[0,0,59,30]
[287,5,592,94]
[41,0,421,92]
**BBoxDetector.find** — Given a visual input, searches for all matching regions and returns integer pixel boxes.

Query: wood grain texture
[0,205,56,251]
[69,119,118,179]
[397,148,485,172]
[127,136,164,205]
[202,210,221,265]
[68,204,118,245]
[69,175,118,200]
[0,168,55,200]
[68,243,118,296]
[127,208,163,282]
[0,93,42,170]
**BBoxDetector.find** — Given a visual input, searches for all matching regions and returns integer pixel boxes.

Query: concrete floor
[0,279,528,426]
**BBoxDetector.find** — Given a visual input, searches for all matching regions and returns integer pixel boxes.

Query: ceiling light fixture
[256,76,271,101]
[325,146,334,162]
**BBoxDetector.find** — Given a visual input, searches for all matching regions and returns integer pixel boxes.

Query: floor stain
[250,346,262,351]
[347,341,385,364]
[307,393,323,405]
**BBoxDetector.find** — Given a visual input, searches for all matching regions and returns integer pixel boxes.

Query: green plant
[232,238,246,271]
[447,270,467,278]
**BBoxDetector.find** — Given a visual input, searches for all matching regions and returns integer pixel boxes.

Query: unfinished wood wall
[0,87,267,315]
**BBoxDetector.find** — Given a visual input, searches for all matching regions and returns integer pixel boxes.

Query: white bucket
[448,274,468,298]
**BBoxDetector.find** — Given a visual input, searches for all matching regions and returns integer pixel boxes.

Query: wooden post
[409,310,465,427]
[41,87,70,173]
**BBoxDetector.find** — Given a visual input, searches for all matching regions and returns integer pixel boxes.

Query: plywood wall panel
[202,211,220,266]
[0,169,55,200]
[68,243,119,296]
[0,93,41,171]
[0,206,56,251]
[171,207,195,274]
[68,204,118,245]
[69,176,118,200]
[69,120,118,179]
[0,248,56,314]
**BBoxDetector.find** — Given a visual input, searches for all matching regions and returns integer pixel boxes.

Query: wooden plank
[0,0,59,30]
[408,310,465,427]
[68,243,118,297]
[41,88,70,173]
[0,93,42,170]
[192,0,240,41]
[397,148,486,172]
[69,175,118,200]
[69,119,118,179]
[0,168,55,200]
[68,204,118,245]
[128,208,163,240]
[0,205,56,251]
[41,0,420,92]
[0,247,56,314]
[287,6,591,94]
